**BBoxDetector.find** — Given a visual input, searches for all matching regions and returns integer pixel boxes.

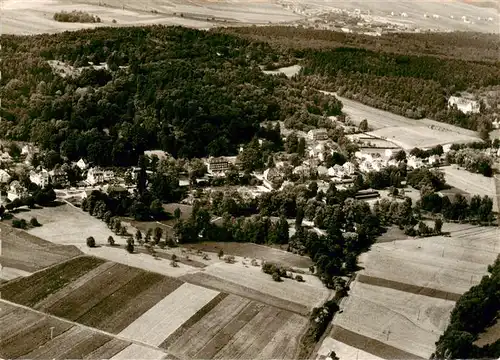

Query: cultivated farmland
[160,293,309,360]
[118,283,219,347]
[185,241,313,268]
[440,165,498,209]
[0,255,311,359]
[15,204,123,246]
[332,282,455,358]
[189,259,331,311]
[0,256,184,333]
[2,0,302,35]
[317,224,500,360]
[0,222,81,273]
[0,300,135,360]
[322,93,480,149]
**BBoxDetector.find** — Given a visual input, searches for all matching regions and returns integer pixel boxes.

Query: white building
[207,157,230,174]
[307,129,329,142]
[30,169,50,188]
[342,162,356,175]
[428,155,440,166]
[492,119,500,129]
[317,166,328,176]
[443,144,453,153]
[0,169,11,184]
[407,156,424,169]
[309,143,331,162]
[7,181,28,201]
[448,96,480,114]
[86,167,114,185]
[76,158,88,170]
[328,164,345,177]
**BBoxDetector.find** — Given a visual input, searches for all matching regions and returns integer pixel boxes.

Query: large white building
[448,96,480,114]
[307,129,329,142]
[86,167,114,185]
[30,169,50,188]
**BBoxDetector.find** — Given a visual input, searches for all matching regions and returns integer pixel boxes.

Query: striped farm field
[0,255,310,359]
[160,293,309,359]
[0,300,133,360]
[317,224,499,360]
[118,283,219,347]
[0,256,183,334]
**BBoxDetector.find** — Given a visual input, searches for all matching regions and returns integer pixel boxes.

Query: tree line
[433,255,500,359]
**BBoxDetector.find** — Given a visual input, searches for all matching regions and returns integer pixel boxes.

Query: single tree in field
[86,236,96,248]
[126,238,134,253]
[154,227,163,244]
[30,217,40,227]
[272,272,282,282]
[359,119,369,132]
[218,249,224,259]
[174,207,181,220]
[107,236,115,246]
[120,227,128,237]
[135,229,142,243]
[145,228,153,243]
[329,350,340,360]
[434,218,443,234]
[114,221,122,234]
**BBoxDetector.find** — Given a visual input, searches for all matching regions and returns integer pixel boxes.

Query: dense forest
[433,255,500,359]
[2,26,499,166]
[227,26,500,132]
[1,26,340,165]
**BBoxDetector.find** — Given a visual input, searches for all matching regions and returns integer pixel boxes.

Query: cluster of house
[355,149,441,173]
[0,151,119,202]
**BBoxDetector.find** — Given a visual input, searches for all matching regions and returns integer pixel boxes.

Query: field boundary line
[180,273,309,316]
[356,274,461,301]
[0,298,174,357]
[330,325,426,360]
[0,254,89,290]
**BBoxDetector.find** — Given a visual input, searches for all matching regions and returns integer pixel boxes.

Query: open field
[0,255,310,359]
[0,300,134,360]
[317,336,386,360]
[327,93,418,130]
[118,283,219,347]
[317,224,499,360]
[199,260,330,310]
[440,165,498,209]
[322,93,480,149]
[15,204,125,246]
[0,222,81,273]
[181,272,310,315]
[110,344,167,360]
[332,282,455,359]
[160,293,309,359]
[185,241,313,268]
[358,228,499,295]
[1,0,302,35]
[367,125,479,150]
[0,256,187,334]
[15,204,202,277]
